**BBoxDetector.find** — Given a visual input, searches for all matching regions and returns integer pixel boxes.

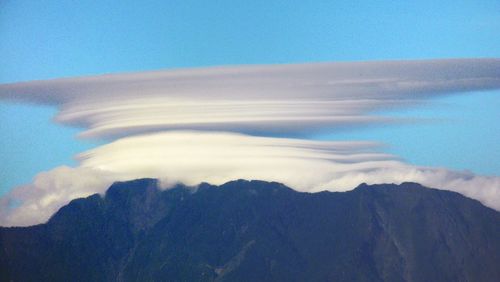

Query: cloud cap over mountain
[1,58,499,226]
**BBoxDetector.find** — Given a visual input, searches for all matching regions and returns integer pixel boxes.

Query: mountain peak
[2,179,499,282]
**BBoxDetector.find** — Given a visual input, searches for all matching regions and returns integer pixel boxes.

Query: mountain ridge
[1,179,499,282]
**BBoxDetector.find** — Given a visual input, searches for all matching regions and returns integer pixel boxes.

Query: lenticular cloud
[2,59,499,138]
[1,59,500,226]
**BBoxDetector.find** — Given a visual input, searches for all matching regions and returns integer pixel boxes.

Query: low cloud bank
[0,166,114,226]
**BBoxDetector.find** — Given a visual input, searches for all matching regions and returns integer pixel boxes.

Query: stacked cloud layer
[1,59,499,226]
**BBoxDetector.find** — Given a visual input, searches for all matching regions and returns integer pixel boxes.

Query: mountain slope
[1,179,499,282]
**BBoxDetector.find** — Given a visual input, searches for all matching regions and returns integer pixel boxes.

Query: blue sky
[1,0,499,195]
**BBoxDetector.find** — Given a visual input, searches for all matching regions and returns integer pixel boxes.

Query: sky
[0,0,499,226]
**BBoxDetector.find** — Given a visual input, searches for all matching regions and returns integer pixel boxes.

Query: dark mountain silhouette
[1,179,499,282]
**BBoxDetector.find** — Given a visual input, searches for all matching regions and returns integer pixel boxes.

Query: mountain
[1,179,499,282]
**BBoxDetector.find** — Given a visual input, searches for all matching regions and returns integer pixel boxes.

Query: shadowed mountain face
[1,179,499,282]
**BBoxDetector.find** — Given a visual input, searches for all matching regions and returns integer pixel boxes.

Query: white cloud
[0,166,114,227]
[1,59,499,138]
[0,59,499,226]
[1,131,499,227]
